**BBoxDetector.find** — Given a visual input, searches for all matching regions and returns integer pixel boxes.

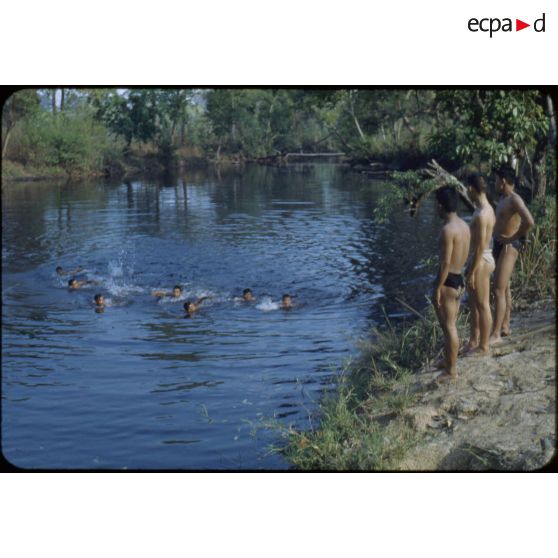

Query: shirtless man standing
[490,165,535,344]
[433,186,471,382]
[463,174,496,356]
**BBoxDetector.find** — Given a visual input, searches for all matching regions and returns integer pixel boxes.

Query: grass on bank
[282,194,556,471]
[1,159,68,182]
[281,304,470,470]
[512,195,556,303]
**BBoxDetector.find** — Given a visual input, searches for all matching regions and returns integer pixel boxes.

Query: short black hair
[56,266,63,273]
[243,288,252,295]
[467,173,487,193]
[184,301,193,310]
[282,294,291,299]
[68,278,77,286]
[173,285,182,291]
[495,165,516,186]
[435,186,459,213]
[94,294,103,303]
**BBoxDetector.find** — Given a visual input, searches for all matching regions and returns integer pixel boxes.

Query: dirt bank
[398,303,556,470]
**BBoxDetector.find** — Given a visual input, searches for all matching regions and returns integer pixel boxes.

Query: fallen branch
[423,159,475,212]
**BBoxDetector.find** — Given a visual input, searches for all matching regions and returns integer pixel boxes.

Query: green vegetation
[282,304,469,470]
[3,89,554,197]
[430,91,553,199]
[3,90,123,179]
[512,195,556,302]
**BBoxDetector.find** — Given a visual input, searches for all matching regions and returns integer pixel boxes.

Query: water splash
[157,286,218,305]
[104,248,143,297]
[256,296,280,312]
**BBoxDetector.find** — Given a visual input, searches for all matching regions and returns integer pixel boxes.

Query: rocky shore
[398,304,556,470]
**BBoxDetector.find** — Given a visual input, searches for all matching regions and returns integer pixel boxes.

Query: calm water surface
[2,164,439,469]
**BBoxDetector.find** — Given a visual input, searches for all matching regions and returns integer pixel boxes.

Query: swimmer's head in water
[242,288,254,301]
[172,285,182,298]
[184,301,196,313]
[56,266,64,275]
[94,294,105,306]
[68,278,78,289]
[281,294,293,308]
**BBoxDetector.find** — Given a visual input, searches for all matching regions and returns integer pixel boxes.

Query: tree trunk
[51,89,57,114]
[180,118,186,146]
[346,91,365,142]
[531,95,555,200]
[532,140,548,199]
[533,158,548,199]
[546,94,557,145]
[402,115,417,135]
[352,111,366,141]
[2,125,13,158]
[60,88,65,112]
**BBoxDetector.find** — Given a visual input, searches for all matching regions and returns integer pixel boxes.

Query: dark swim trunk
[492,237,524,262]
[443,272,465,291]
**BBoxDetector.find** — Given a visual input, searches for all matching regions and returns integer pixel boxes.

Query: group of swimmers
[57,163,532,378]
[432,165,535,383]
[56,266,295,316]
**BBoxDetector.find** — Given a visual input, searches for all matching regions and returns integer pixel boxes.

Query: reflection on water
[2,164,439,469]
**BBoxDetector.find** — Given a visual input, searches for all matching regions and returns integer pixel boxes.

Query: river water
[2,164,439,469]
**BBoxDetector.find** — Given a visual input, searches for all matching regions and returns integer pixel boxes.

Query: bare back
[440,216,470,274]
[471,203,496,252]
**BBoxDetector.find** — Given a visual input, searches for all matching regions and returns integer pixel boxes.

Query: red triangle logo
[516,19,530,31]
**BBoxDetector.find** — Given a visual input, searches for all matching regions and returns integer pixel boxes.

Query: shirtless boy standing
[464,174,496,356]
[433,187,471,382]
[490,166,535,344]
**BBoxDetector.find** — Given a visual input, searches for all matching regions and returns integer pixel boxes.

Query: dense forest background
[2,88,556,199]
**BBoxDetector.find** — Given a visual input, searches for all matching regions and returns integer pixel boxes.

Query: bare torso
[471,203,496,253]
[441,217,470,274]
[494,193,522,238]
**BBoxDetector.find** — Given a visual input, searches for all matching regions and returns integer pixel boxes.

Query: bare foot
[489,335,503,346]
[502,329,512,337]
[463,347,489,358]
[435,371,458,384]
[460,341,478,355]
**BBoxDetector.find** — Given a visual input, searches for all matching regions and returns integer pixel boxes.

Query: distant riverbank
[1,153,211,183]
[2,150,398,185]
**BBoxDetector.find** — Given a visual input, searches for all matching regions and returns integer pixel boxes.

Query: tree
[204,89,336,158]
[2,89,40,157]
[156,89,192,144]
[91,89,154,147]
[430,90,551,198]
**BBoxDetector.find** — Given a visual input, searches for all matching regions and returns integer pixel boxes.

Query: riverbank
[1,152,390,184]
[283,301,556,470]
[1,154,210,184]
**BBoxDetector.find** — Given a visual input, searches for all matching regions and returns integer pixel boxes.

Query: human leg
[433,290,447,369]
[464,281,479,352]
[502,283,513,336]
[473,259,494,354]
[491,245,518,344]
[436,286,460,381]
